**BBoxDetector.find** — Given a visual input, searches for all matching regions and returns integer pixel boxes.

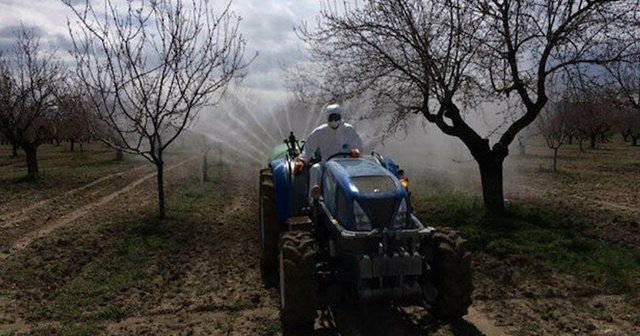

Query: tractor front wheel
[421,229,473,322]
[279,231,317,330]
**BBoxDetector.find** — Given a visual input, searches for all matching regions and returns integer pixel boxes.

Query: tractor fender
[380,156,400,177]
[270,158,290,225]
[372,153,401,177]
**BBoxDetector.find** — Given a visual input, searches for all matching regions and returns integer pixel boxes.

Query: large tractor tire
[421,229,473,322]
[279,231,318,330]
[259,169,279,272]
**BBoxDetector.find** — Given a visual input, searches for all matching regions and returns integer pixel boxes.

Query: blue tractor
[259,132,473,330]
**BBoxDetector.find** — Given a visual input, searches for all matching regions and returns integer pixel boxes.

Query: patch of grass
[411,186,484,227]
[23,166,227,327]
[263,322,280,336]
[168,168,225,219]
[59,323,104,336]
[26,323,104,336]
[41,222,182,322]
[515,322,543,336]
[412,187,640,294]
[535,165,576,176]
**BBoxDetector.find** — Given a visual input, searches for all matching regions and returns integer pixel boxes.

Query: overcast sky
[0,0,321,98]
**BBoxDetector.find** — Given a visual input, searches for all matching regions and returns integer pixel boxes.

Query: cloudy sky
[0,0,321,97]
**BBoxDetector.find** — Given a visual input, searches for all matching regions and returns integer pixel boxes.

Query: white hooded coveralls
[298,120,363,203]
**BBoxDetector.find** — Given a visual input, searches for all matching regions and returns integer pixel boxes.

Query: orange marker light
[400,177,409,189]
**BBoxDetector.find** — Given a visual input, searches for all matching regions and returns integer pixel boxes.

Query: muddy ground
[0,142,639,335]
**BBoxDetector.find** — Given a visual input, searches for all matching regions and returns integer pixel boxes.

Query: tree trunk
[156,159,166,219]
[478,153,506,214]
[70,139,75,152]
[518,138,526,156]
[553,147,559,172]
[589,135,597,149]
[202,153,209,182]
[23,143,39,180]
[12,142,18,157]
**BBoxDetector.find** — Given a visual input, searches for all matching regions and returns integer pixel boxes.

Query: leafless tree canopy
[596,54,640,111]
[64,0,250,160]
[0,28,66,178]
[297,0,640,212]
[63,0,251,217]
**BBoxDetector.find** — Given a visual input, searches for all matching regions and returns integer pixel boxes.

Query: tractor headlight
[353,201,373,231]
[391,198,408,230]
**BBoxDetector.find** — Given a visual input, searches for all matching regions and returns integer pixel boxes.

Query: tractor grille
[366,198,396,228]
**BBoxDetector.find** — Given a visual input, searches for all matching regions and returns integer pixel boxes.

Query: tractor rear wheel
[279,231,317,330]
[259,169,279,272]
[422,229,473,322]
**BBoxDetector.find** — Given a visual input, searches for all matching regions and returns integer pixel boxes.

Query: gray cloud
[230,0,319,92]
[0,0,321,96]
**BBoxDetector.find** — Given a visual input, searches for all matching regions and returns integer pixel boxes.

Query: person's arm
[294,129,317,174]
[350,127,364,152]
[298,130,317,163]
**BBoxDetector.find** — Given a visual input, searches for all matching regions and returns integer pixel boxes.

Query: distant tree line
[0,28,87,180]
[534,62,640,171]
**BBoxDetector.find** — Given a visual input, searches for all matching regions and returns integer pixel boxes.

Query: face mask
[329,120,341,129]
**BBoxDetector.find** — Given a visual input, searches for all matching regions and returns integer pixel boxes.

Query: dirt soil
[0,142,639,336]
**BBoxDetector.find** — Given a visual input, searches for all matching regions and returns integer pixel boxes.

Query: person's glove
[293,159,305,175]
[349,149,361,158]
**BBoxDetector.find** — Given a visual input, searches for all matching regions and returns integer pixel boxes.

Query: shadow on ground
[278,294,485,336]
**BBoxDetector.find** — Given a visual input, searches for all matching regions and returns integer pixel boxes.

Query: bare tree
[597,56,640,145]
[55,80,93,152]
[0,27,65,180]
[618,108,640,146]
[573,99,611,149]
[536,102,568,172]
[63,0,251,218]
[296,0,640,213]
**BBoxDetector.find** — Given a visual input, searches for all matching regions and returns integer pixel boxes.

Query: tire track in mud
[0,158,195,261]
[0,165,150,229]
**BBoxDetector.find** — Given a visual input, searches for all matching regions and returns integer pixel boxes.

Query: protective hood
[326,104,343,129]
[326,104,343,117]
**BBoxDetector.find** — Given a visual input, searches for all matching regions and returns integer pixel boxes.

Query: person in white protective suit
[293,104,364,203]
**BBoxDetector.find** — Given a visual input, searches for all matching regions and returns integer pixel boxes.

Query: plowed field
[0,141,638,336]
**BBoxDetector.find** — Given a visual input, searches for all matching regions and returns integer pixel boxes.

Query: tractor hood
[324,158,406,197]
[327,158,396,178]
[323,158,408,231]
[324,158,404,193]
